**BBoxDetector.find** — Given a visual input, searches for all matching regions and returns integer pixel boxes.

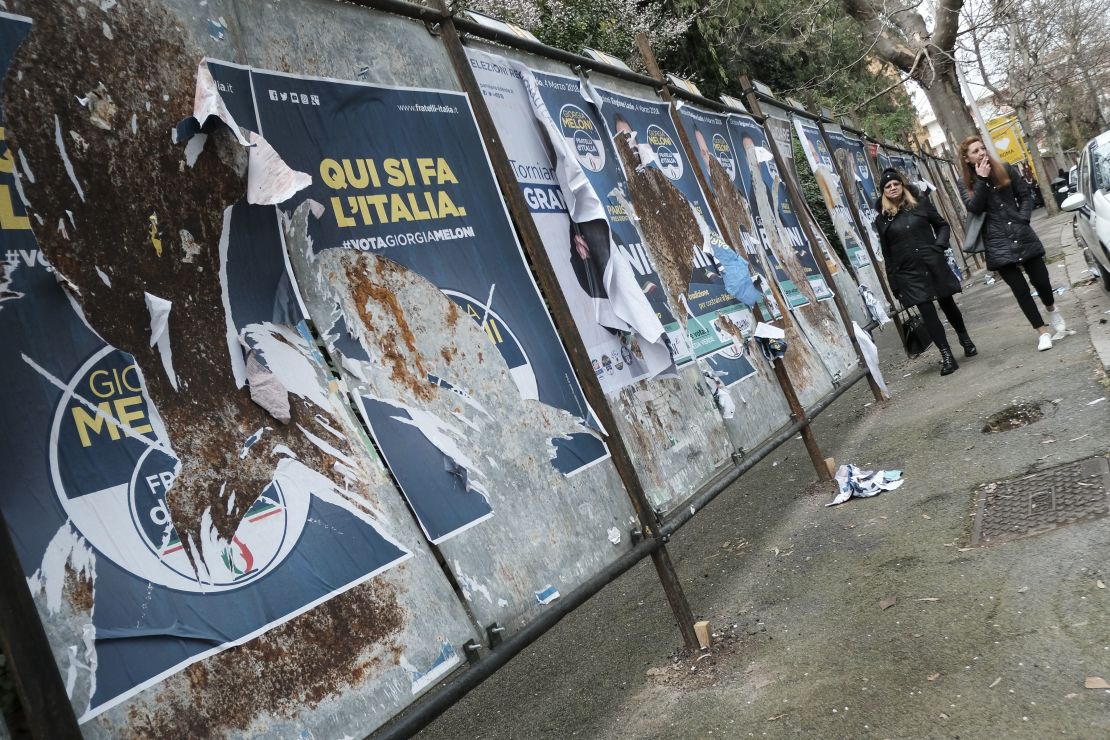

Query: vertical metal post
[0,511,82,739]
[811,112,897,308]
[631,34,832,480]
[432,6,699,650]
[739,79,886,404]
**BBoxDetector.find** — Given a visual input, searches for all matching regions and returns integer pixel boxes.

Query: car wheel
[1101,258,1110,292]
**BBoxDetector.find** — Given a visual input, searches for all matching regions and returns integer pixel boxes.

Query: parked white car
[1063,129,1110,291]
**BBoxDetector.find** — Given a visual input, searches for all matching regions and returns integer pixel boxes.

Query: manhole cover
[970,457,1110,546]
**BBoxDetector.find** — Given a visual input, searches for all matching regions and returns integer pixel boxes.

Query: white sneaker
[1037,333,1053,351]
[1048,309,1067,340]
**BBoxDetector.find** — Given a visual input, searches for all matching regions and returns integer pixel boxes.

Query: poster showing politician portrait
[465,48,674,395]
[724,112,833,306]
[586,84,759,384]
[793,117,873,271]
[825,128,882,257]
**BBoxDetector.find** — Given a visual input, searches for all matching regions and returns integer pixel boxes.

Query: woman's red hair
[959,136,1011,191]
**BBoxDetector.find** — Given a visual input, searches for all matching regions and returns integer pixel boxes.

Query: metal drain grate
[970,456,1110,546]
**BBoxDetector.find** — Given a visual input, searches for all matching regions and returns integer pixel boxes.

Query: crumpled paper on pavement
[826,464,904,506]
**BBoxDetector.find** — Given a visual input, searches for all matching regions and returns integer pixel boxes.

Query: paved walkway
[421,209,1110,739]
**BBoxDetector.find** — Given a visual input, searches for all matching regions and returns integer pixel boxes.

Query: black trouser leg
[997,262,1045,328]
[936,296,967,335]
[916,301,950,349]
[1022,255,1055,310]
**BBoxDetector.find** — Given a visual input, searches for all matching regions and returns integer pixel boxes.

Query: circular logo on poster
[854,151,870,182]
[646,124,683,180]
[127,448,289,587]
[559,104,605,172]
[712,133,736,180]
[50,346,299,592]
[444,291,539,400]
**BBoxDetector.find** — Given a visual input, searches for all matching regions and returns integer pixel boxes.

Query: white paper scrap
[144,292,178,390]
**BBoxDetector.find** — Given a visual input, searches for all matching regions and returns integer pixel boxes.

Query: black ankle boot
[957,332,977,357]
[939,346,959,375]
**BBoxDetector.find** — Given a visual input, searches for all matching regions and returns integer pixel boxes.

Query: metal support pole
[630,34,833,480]
[739,78,886,405]
[0,511,82,739]
[433,7,698,651]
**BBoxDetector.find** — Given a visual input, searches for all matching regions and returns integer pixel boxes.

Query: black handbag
[897,307,934,357]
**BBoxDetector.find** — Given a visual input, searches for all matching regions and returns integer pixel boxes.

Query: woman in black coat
[874,169,974,376]
[959,137,1065,351]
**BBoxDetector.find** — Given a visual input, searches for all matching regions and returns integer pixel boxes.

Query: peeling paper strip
[192,61,250,146]
[189,62,311,204]
[246,131,311,205]
[853,321,888,397]
[143,292,178,390]
[535,585,560,605]
[54,114,85,202]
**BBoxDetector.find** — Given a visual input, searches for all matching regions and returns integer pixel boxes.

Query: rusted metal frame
[810,110,898,309]
[625,34,829,484]
[739,77,886,405]
[0,511,82,739]
[428,3,699,651]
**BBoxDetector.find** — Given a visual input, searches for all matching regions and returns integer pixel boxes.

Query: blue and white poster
[0,16,413,722]
[585,84,759,384]
[202,60,611,540]
[793,117,873,271]
[825,128,882,253]
[724,112,833,306]
[526,70,757,385]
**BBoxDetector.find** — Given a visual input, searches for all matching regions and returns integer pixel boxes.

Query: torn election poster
[467,48,673,395]
[826,464,905,506]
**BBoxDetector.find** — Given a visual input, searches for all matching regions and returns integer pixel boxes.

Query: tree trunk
[918,67,978,158]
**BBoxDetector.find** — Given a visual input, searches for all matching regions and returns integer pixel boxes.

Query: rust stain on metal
[344,260,435,402]
[705,155,755,247]
[613,133,698,328]
[63,566,94,613]
[5,0,361,548]
[126,580,405,736]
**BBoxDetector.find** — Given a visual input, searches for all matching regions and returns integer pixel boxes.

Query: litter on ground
[826,464,905,506]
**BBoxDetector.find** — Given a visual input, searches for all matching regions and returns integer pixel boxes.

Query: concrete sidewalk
[420,210,1110,740]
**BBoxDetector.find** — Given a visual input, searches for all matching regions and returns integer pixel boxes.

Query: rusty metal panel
[201,11,650,651]
[459,43,756,508]
[793,116,884,327]
[757,106,859,393]
[1,3,480,738]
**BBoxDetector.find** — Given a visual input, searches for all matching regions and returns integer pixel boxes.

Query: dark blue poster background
[584,84,756,384]
[206,63,608,540]
[724,113,823,307]
[0,24,409,722]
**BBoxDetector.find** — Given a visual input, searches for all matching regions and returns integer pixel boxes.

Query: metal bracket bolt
[486,622,505,649]
[463,639,482,665]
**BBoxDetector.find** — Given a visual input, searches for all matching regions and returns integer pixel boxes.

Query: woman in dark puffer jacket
[959,137,1066,352]
[874,169,973,376]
